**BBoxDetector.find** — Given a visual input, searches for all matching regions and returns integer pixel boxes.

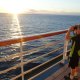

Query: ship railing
[0,29,68,80]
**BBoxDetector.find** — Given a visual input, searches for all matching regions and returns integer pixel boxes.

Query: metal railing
[0,30,68,80]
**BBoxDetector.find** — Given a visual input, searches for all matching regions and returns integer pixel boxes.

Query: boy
[65,24,80,80]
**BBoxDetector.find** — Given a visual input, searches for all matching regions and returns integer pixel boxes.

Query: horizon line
[0,12,80,16]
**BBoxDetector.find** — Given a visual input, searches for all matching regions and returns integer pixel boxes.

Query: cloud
[24,9,80,15]
[25,9,58,14]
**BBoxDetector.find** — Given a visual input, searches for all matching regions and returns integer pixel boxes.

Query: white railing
[0,30,68,80]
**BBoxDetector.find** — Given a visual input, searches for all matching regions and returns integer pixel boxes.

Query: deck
[45,64,80,80]
[28,61,80,80]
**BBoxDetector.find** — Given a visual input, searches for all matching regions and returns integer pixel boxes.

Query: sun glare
[5,7,22,14]
[0,0,30,14]
[6,6,25,14]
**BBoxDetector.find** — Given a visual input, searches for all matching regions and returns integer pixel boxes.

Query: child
[65,24,80,80]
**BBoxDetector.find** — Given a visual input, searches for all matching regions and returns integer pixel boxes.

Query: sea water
[0,14,80,79]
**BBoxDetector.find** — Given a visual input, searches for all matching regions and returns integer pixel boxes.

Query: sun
[5,7,22,14]
[5,5,25,14]
[0,0,30,14]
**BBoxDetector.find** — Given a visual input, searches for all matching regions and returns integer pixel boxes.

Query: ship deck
[30,62,80,80]
[45,64,80,80]
[45,63,70,80]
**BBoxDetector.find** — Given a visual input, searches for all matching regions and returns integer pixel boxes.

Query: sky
[0,0,80,15]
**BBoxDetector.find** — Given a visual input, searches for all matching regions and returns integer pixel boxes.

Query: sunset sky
[0,0,80,14]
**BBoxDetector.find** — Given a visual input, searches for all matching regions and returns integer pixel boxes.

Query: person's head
[73,24,80,35]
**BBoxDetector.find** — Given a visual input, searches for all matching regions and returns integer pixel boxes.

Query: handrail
[0,30,68,46]
[29,59,62,80]
[0,29,68,80]
[12,53,63,80]
[0,40,63,62]
[0,46,63,75]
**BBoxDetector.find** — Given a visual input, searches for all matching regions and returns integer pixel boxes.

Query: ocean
[0,14,80,40]
[0,14,80,79]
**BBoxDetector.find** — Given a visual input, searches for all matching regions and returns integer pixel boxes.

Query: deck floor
[45,64,80,80]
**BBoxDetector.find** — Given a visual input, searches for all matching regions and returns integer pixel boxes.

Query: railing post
[61,40,69,63]
[20,42,24,80]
